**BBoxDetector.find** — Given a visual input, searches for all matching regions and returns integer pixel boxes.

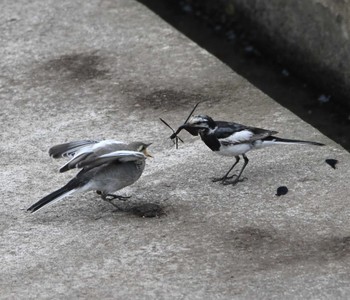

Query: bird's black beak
[170,124,188,139]
[164,102,202,141]
[170,123,200,139]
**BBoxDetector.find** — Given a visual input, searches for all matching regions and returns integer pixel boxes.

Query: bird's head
[129,142,153,158]
[176,115,216,136]
[187,115,216,128]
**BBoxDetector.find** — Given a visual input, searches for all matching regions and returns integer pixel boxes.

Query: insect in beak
[159,118,184,149]
[160,102,200,149]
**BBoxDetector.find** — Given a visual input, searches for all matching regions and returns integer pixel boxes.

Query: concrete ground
[1,0,350,299]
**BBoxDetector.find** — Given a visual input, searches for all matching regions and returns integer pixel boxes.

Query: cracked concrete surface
[1,0,350,299]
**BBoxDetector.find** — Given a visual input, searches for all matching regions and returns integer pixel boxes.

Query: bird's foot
[221,177,247,186]
[211,174,237,183]
[104,194,131,201]
[98,191,130,202]
[98,192,131,210]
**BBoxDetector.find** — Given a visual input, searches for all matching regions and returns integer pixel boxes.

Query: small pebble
[325,159,338,169]
[276,186,288,196]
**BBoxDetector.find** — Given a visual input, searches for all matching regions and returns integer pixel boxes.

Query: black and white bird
[171,114,324,185]
[27,140,152,213]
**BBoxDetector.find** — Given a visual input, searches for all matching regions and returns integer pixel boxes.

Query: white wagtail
[170,114,324,185]
[27,140,152,213]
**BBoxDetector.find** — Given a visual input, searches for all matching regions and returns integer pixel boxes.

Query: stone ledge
[1,0,349,299]
[178,0,350,107]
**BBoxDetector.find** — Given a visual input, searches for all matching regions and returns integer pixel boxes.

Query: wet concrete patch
[133,89,212,110]
[226,226,350,270]
[34,52,109,84]
[318,236,350,260]
[230,227,275,250]
[277,235,350,265]
[46,53,108,80]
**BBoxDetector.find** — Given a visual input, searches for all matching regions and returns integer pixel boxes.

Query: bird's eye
[138,145,144,152]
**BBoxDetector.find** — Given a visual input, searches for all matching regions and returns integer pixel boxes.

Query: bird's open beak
[144,149,153,158]
[143,143,153,158]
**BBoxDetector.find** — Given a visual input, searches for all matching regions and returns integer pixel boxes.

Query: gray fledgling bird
[27,140,152,213]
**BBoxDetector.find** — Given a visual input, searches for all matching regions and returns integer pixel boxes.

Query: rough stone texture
[1,0,350,299]
[181,0,350,106]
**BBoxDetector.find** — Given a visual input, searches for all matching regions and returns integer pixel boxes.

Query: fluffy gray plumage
[27,140,152,213]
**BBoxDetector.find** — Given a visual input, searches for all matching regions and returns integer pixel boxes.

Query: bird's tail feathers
[27,179,81,213]
[263,136,325,146]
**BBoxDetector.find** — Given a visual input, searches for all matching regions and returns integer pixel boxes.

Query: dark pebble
[276,186,288,196]
[325,159,338,169]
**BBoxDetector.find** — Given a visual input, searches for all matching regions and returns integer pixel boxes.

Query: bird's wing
[215,121,278,145]
[75,150,146,171]
[49,140,99,159]
[56,140,126,173]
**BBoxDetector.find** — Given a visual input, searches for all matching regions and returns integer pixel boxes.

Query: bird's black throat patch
[200,133,221,151]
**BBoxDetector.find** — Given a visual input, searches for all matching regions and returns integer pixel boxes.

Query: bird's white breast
[218,143,252,156]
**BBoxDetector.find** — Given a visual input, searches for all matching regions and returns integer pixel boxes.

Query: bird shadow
[109,201,166,218]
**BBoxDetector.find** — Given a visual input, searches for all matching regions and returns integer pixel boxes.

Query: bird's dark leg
[212,156,240,182]
[98,191,130,210]
[97,191,130,201]
[223,154,249,185]
[110,195,130,201]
